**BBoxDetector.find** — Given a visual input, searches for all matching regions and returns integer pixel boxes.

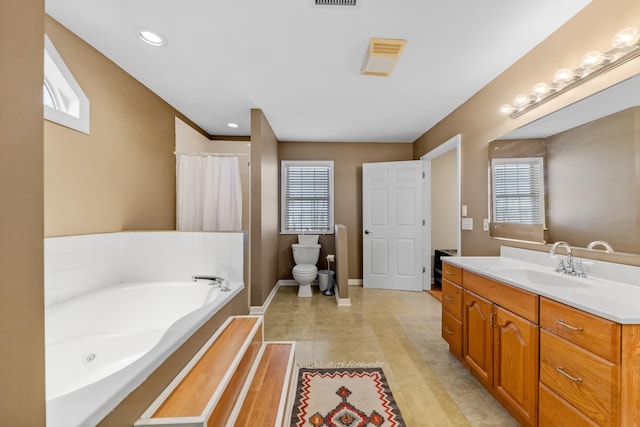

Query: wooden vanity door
[463,289,494,387]
[494,306,539,427]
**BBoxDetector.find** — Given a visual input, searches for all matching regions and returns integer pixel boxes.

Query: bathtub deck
[136,315,296,427]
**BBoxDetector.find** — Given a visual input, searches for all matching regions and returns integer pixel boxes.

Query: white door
[363,160,423,291]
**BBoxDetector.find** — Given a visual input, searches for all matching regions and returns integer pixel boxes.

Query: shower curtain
[176,154,242,231]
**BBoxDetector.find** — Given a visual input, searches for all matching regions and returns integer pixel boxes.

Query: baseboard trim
[250,280,286,314]
[348,279,363,286]
[278,280,298,287]
[334,288,351,306]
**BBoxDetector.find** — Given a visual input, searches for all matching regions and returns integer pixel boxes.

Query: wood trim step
[229,342,296,427]
[136,316,263,426]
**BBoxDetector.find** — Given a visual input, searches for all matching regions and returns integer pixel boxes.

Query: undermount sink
[489,266,590,288]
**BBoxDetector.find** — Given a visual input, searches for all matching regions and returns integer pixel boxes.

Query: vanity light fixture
[137,28,167,47]
[499,26,640,118]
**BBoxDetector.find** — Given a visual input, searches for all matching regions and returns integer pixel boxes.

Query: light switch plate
[461,205,468,217]
[461,217,473,230]
[483,218,489,231]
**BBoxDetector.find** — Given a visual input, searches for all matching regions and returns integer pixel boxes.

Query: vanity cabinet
[441,261,640,427]
[441,263,538,427]
[462,271,539,427]
[441,264,463,359]
[539,297,630,426]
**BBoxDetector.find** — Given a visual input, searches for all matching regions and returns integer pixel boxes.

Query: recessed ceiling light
[137,28,167,47]
[227,122,240,129]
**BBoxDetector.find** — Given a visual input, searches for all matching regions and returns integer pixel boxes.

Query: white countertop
[443,249,640,324]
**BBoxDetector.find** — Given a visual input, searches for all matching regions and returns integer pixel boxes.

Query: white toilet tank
[297,234,319,245]
[292,243,321,265]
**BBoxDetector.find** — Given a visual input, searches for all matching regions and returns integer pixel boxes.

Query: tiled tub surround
[45,231,244,306]
[44,231,245,427]
[445,246,640,323]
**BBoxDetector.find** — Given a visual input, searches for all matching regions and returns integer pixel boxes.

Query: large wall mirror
[489,73,640,254]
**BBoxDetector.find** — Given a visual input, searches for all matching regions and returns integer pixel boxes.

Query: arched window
[43,34,90,134]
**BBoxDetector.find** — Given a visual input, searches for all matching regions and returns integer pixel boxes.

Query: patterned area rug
[290,364,406,427]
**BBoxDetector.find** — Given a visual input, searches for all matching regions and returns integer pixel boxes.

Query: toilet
[292,234,321,297]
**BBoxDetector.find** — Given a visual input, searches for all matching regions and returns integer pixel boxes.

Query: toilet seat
[293,264,318,274]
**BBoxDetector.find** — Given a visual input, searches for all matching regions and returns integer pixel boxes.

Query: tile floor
[264,285,519,427]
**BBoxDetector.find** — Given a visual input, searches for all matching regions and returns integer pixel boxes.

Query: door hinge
[423,266,426,273]
[422,219,425,226]
[422,172,425,178]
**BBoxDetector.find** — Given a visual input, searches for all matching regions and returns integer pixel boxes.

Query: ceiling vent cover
[361,38,407,77]
[314,0,357,6]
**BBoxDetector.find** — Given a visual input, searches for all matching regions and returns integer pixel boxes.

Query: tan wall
[414,0,640,265]
[278,142,413,280]
[250,109,280,306]
[431,149,458,251]
[44,16,202,237]
[0,0,46,424]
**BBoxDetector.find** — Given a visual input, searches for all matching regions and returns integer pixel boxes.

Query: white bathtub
[45,280,243,427]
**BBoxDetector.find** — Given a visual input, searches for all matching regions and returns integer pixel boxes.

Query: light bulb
[532,82,550,97]
[612,27,640,48]
[513,94,530,108]
[498,104,514,116]
[137,28,167,47]
[581,51,604,68]
[553,68,574,84]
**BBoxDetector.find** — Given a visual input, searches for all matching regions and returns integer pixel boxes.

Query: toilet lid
[293,264,317,274]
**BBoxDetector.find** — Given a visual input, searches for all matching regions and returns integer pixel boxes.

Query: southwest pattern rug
[290,363,406,427]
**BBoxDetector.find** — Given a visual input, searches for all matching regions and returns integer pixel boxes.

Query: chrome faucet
[192,275,230,291]
[549,241,585,277]
[550,241,572,257]
[587,240,614,253]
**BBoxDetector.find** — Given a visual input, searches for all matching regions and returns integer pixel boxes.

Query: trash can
[317,269,335,292]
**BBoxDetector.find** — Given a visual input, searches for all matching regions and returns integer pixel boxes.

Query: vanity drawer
[463,270,538,323]
[540,330,619,427]
[539,383,598,427]
[441,262,462,285]
[442,309,462,359]
[540,297,621,363]
[441,279,462,320]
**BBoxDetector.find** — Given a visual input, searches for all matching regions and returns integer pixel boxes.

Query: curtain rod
[174,151,250,157]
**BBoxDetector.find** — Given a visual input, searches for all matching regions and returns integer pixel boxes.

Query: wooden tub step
[228,342,296,426]
[135,315,263,426]
[136,316,297,427]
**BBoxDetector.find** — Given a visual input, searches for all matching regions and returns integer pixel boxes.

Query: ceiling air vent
[361,38,407,77]
[314,0,357,6]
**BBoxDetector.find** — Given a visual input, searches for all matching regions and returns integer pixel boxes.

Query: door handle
[364,230,371,235]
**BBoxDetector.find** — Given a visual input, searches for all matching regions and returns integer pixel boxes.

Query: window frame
[491,157,545,226]
[43,34,90,134]
[280,160,335,235]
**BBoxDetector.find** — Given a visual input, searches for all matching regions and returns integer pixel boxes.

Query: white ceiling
[45,0,591,142]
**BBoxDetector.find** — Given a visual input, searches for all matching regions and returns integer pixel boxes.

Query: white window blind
[281,161,334,234]
[491,157,545,224]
